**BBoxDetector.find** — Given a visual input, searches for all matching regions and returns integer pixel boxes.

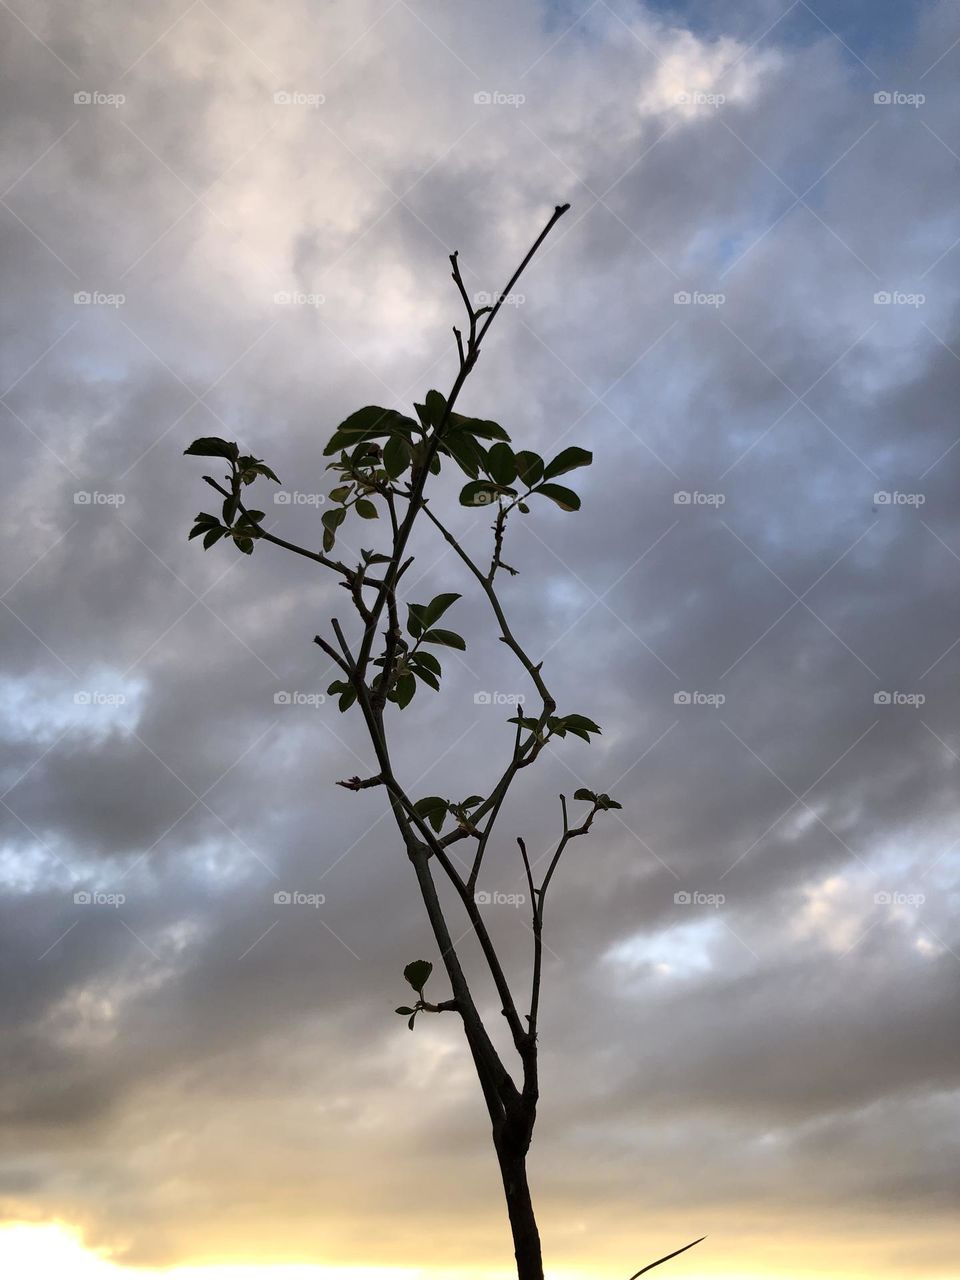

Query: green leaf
[534,482,581,512]
[551,712,601,743]
[543,446,592,480]
[423,592,460,628]
[355,498,378,519]
[449,414,511,442]
[439,431,484,478]
[235,536,254,555]
[424,389,447,428]
[222,495,238,524]
[514,450,545,486]
[411,650,441,676]
[459,480,515,508]
[413,797,448,833]
[486,442,517,486]
[202,526,226,550]
[597,793,622,810]
[322,507,346,530]
[323,407,417,456]
[250,461,280,484]
[406,603,426,638]
[188,512,219,539]
[574,788,597,803]
[403,959,433,994]
[338,687,357,712]
[184,437,239,462]
[410,663,440,692]
[421,628,466,650]
[383,434,412,479]
[391,672,416,709]
[562,714,602,734]
[407,1013,417,1030]
[395,1006,415,1016]
[329,485,351,504]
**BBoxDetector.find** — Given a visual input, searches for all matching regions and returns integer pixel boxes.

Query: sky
[1,0,959,1277]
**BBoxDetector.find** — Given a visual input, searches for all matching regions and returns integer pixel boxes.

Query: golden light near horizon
[4,1221,949,1280]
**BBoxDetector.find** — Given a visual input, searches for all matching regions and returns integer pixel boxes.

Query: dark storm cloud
[1,0,958,1271]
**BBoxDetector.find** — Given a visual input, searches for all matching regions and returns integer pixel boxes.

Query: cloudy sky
[1,1,959,1277]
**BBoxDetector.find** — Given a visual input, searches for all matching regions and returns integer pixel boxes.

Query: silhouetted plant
[184,204,702,1280]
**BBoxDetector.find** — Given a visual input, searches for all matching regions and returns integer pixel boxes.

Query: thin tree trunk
[497,1147,543,1280]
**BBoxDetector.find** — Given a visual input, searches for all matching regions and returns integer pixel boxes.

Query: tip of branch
[336,773,384,792]
[556,202,571,215]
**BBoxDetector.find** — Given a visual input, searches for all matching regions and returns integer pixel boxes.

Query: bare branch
[627,1237,707,1277]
